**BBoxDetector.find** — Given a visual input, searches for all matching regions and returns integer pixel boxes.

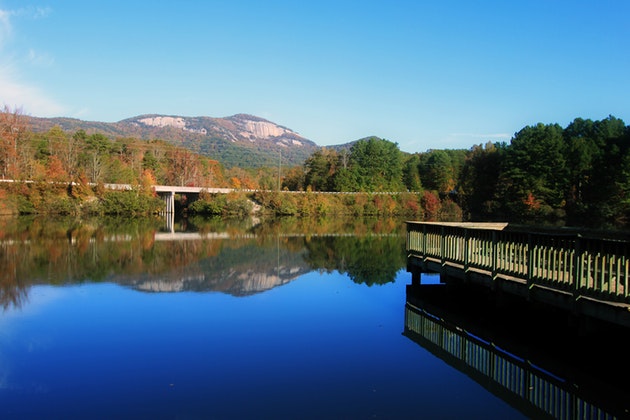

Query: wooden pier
[406,222,630,328]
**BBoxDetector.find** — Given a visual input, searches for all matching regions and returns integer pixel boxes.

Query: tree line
[460,116,630,227]
[283,117,630,228]
[2,106,629,227]
[0,106,225,187]
[0,106,311,192]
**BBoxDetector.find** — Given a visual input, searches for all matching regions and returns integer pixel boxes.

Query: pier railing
[404,302,620,418]
[406,222,630,304]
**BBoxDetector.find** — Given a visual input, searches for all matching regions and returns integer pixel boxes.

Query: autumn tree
[226,167,258,189]
[421,191,441,221]
[304,148,339,191]
[112,140,135,177]
[167,148,199,186]
[60,129,85,179]
[282,166,305,191]
[82,133,111,183]
[44,126,72,181]
[46,155,69,182]
[17,136,46,180]
[198,157,225,187]
[0,105,28,179]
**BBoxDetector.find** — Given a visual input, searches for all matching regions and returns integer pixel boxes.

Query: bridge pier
[160,191,175,215]
[165,210,174,233]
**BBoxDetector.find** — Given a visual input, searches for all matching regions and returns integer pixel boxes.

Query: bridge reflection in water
[404,282,629,419]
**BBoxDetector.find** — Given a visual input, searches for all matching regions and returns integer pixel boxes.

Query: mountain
[28,113,320,168]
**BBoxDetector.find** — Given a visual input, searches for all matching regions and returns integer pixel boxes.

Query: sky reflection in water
[0,216,523,419]
[0,270,522,419]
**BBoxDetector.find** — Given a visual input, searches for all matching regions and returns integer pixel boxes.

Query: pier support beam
[161,191,175,215]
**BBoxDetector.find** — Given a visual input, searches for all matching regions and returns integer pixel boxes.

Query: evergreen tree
[495,123,568,221]
[345,137,404,192]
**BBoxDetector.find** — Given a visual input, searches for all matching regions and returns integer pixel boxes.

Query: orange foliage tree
[421,191,441,221]
[0,105,28,179]
[46,155,69,182]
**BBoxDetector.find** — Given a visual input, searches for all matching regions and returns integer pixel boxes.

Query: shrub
[189,193,253,216]
[189,195,227,215]
[224,194,253,216]
[100,190,162,215]
[421,191,441,221]
[439,199,463,222]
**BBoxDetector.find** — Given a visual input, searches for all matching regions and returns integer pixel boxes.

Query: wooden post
[411,270,421,286]
[422,224,427,263]
[527,233,534,300]
[463,228,469,274]
[572,235,583,313]
[440,226,446,266]
[491,231,498,282]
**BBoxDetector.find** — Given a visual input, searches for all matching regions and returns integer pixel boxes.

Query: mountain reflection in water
[5,215,625,419]
[0,215,406,308]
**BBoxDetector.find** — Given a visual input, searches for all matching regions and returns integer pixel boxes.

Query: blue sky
[1,1,628,153]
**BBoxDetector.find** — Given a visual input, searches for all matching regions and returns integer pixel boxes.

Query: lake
[0,216,625,419]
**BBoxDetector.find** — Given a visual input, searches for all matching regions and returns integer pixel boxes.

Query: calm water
[0,216,623,419]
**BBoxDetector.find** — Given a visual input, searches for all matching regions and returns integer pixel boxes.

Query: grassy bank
[188,190,462,220]
[1,182,462,221]
[0,181,163,216]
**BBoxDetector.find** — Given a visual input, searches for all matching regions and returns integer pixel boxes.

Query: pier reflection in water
[1,215,620,418]
[405,279,630,419]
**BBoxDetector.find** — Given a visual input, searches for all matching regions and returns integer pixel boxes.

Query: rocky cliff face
[127,264,310,296]
[28,113,319,167]
[135,115,207,135]
[128,113,311,148]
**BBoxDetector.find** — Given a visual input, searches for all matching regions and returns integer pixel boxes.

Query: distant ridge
[29,113,321,168]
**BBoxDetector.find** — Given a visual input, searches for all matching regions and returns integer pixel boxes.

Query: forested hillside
[28,113,319,168]
[2,106,629,227]
[284,117,630,228]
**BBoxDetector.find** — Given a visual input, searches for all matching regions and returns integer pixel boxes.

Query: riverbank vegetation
[285,117,630,228]
[2,106,629,227]
[0,176,163,216]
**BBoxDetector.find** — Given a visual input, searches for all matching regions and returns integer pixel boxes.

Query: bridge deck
[406,222,630,328]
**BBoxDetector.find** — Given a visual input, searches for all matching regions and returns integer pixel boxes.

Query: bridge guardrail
[406,222,630,304]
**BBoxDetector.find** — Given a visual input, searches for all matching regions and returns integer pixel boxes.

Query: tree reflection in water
[0,215,407,309]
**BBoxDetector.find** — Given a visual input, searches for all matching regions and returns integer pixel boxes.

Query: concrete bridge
[104,184,233,215]
[152,185,233,214]
[3,179,418,216]
[105,183,420,215]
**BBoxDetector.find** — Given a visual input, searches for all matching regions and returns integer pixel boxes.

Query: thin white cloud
[0,64,65,116]
[10,6,52,20]
[71,107,90,119]
[0,9,12,48]
[27,48,54,67]
[32,6,52,19]
[0,6,63,116]
[450,132,512,140]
